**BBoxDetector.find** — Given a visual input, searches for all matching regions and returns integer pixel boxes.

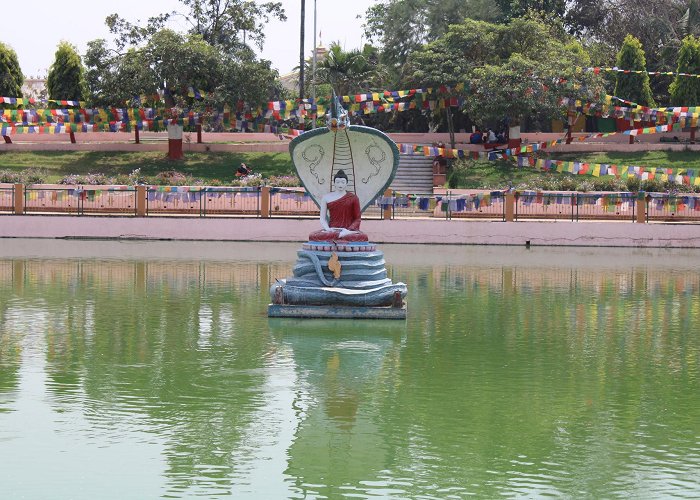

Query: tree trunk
[446,107,456,150]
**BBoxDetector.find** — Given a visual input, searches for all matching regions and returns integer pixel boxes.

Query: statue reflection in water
[270,320,406,497]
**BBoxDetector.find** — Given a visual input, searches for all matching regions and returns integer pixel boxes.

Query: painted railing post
[136,185,147,217]
[261,186,271,218]
[505,192,515,222]
[197,123,203,144]
[636,192,646,223]
[382,189,393,220]
[14,183,24,214]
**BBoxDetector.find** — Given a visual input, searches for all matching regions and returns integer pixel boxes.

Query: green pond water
[1,240,699,499]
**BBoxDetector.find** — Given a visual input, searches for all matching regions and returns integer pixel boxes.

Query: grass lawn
[2,149,699,188]
[0,151,295,183]
[548,150,700,170]
[449,150,700,190]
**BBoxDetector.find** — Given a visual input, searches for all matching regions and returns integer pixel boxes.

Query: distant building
[279,44,329,94]
[22,75,47,101]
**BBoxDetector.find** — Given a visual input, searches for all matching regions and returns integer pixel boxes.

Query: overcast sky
[3,0,377,78]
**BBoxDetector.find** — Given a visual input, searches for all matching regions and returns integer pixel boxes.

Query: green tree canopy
[86,0,285,108]
[614,34,656,107]
[669,35,700,104]
[404,17,604,126]
[85,29,280,108]
[0,42,24,98]
[505,0,566,19]
[47,41,87,101]
[316,43,387,97]
[106,0,285,54]
[363,0,501,73]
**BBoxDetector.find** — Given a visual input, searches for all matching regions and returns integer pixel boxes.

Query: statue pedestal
[268,241,407,320]
[268,303,406,319]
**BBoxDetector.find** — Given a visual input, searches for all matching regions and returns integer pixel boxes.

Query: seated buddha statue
[308,170,369,242]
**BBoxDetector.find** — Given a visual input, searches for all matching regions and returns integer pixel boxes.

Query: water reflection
[0,241,699,498]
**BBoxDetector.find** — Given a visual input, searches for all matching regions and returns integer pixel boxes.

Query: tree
[0,42,24,97]
[505,0,566,19]
[669,36,700,104]
[85,30,281,109]
[47,41,87,101]
[564,0,700,102]
[614,35,656,107]
[87,1,285,108]
[317,43,386,96]
[106,0,285,54]
[363,0,501,74]
[404,17,605,129]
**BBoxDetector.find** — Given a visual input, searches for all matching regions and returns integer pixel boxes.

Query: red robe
[308,192,368,242]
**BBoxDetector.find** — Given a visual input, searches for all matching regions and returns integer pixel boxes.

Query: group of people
[469,128,507,145]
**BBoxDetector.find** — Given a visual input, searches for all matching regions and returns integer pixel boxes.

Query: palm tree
[680,0,700,37]
[318,43,386,96]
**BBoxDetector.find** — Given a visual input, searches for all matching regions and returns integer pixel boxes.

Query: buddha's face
[334,177,348,192]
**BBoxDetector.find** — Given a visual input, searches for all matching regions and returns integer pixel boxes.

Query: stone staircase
[389,154,435,194]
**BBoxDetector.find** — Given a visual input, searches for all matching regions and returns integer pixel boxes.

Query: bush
[266,174,301,187]
[641,178,663,193]
[152,170,199,186]
[231,173,264,187]
[0,169,21,183]
[557,175,578,191]
[447,159,471,189]
[577,180,594,192]
[23,168,48,184]
[0,168,47,184]
[592,176,626,191]
[58,172,109,185]
[625,176,641,192]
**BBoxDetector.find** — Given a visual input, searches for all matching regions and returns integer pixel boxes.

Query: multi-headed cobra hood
[290,91,400,212]
[327,91,349,131]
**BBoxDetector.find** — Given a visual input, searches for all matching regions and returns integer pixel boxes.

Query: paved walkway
[2,215,700,248]
[3,131,700,153]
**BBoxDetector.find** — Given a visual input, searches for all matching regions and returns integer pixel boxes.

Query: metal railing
[646,193,700,222]
[0,185,13,213]
[4,182,700,223]
[268,187,318,217]
[380,191,506,221]
[515,192,637,222]
[146,186,262,217]
[23,186,137,215]
[24,186,82,214]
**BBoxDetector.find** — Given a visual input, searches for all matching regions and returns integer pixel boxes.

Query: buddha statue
[308,170,368,242]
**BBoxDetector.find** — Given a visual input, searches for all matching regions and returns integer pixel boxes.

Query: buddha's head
[333,170,349,192]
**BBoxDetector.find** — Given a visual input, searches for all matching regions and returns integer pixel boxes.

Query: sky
[2,0,377,78]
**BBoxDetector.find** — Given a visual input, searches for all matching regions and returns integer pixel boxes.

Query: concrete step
[390,154,435,194]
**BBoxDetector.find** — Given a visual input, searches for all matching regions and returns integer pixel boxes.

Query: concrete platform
[2,215,700,248]
[267,303,407,319]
